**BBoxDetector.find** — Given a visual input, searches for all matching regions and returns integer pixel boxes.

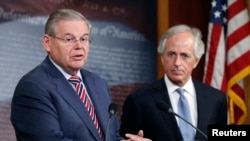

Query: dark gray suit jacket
[11,56,121,141]
[120,77,227,141]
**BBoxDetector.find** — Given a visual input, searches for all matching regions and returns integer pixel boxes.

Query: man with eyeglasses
[10,9,151,141]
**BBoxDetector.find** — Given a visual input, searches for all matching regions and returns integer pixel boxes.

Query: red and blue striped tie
[69,76,103,140]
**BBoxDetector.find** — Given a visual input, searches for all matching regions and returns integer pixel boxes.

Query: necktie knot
[69,76,81,84]
[176,88,184,96]
[69,75,81,86]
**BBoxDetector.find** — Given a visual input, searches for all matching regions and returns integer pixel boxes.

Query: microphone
[108,103,117,118]
[156,101,208,140]
[105,103,117,141]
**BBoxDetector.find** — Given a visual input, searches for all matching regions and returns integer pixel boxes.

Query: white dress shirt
[164,74,198,129]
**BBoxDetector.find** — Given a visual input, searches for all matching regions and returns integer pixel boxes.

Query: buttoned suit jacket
[11,56,121,141]
[120,77,227,141]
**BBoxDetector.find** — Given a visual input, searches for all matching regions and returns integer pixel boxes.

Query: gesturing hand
[121,130,152,141]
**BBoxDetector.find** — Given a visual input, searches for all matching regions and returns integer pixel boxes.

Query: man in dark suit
[120,24,228,141]
[10,9,151,141]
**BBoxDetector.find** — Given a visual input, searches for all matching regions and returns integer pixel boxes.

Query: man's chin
[169,78,183,86]
[72,61,84,68]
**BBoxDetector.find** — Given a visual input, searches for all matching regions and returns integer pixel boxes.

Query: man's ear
[193,58,200,68]
[42,34,51,53]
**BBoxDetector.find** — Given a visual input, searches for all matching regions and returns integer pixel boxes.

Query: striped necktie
[176,88,195,141]
[69,76,103,140]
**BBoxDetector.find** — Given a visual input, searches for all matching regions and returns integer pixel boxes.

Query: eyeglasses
[49,35,91,46]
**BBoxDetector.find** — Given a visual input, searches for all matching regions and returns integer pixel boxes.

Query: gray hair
[45,9,91,36]
[157,24,205,59]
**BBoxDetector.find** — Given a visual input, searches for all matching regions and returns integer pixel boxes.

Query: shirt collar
[49,57,82,80]
[164,74,194,95]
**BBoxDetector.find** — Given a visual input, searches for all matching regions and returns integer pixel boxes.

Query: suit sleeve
[119,94,142,137]
[218,92,228,125]
[10,79,74,141]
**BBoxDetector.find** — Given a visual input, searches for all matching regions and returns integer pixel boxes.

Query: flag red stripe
[232,84,245,99]
[227,22,250,50]
[204,25,223,85]
[221,69,227,92]
[227,51,250,76]
[227,0,245,20]
[231,83,245,123]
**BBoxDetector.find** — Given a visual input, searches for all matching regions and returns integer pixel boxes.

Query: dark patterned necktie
[69,76,103,140]
[176,88,195,141]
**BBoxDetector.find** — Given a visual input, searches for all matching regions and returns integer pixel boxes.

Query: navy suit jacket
[120,77,227,141]
[11,56,121,141]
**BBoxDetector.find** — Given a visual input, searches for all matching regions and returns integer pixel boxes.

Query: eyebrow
[63,33,90,37]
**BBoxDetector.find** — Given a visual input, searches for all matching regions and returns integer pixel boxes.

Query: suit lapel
[80,70,110,136]
[45,57,101,141]
[193,80,208,138]
[152,78,183,140]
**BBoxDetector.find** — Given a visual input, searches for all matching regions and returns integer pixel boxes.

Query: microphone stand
[105,103,117,141]
[170,111,208,139]
[156,101,208,140]
[105,115,112,141]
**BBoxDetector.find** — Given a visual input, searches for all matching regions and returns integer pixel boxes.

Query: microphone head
[108,103,117,116]
[156,101,173,113]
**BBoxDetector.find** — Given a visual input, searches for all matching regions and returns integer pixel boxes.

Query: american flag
[203,0,250,124]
